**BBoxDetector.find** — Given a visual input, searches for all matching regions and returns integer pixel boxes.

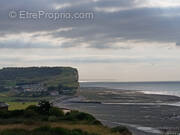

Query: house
[0,102,8,110]
[60,108,71,114]
[17,83,46,92]
[50,91,59,96]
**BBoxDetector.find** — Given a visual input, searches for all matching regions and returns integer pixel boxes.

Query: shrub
[0,118,23,124]
[76,112,96,121]
[23,120,35,125]
[0,126,99,135]
[0,129,27,135]
[24,109,38,118]
[48,116,58,122]
[111,126,132,135]
[64,111,101,125]
[0,110,10,118]
[38,100,52,115]
[9,110,24,118]
[0,110,24,119]
[26,105,38,112]
[0,104,101,125]
[49,107,64,117]
[33,125,51,132]
[49,127,69,135]
[89,120,102,125]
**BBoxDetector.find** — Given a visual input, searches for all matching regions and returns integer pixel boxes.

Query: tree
[38,100,52,115]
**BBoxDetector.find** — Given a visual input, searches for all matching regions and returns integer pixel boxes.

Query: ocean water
[80,81,180,97]
[56,81,180,134]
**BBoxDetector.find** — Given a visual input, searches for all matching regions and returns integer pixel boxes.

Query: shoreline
[79,87,180,104]
[54,87,180,135]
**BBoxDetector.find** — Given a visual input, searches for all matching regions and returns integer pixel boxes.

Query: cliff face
[0,67,79,93]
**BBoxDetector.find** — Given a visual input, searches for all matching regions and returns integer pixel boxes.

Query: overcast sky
[0,0,180,82]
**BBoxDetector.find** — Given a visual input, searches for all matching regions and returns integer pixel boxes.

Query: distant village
[10,83,73,97]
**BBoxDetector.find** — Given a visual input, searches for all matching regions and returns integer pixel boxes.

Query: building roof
[0,102,8,108]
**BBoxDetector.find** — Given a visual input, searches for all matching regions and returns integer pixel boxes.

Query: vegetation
[0,96,53,103]
[0,126,98,135]
[0,67,79,94]
[0,67,132,135]
[111,126,132,135]
[8,102,37,110]
[0,101,131,135]
[0,100,101,125]
[0,122,132,135]
[0,67,79,103]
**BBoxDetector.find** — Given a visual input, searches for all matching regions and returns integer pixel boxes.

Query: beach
[54,87,180,135]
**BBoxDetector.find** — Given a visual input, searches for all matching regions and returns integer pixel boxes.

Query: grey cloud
[0,40,54,49]
[18,56,179,64]
[0,0,180,49]
[176,43,180,46]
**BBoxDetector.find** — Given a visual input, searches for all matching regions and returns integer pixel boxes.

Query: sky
[0,0,180,82]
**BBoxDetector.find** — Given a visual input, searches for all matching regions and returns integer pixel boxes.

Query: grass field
[7,102,37,110]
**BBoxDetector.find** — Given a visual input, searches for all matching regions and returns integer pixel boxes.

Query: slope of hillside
[0,67,79,94]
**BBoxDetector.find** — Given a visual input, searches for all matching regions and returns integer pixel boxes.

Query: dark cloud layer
[0,0,180,49]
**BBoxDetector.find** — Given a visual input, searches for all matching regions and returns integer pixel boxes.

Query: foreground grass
[0,122,123,135]
[7,102,37,110]
[0,126,97,135]
[0,95,53,102]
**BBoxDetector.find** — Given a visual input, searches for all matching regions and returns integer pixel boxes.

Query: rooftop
[0,102,8,107]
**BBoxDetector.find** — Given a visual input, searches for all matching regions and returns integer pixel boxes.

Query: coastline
[79,87,180,104]
[54,87,180,135]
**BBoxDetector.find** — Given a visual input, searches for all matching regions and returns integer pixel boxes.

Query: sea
[56,81,180,134]
[80,81,180,97]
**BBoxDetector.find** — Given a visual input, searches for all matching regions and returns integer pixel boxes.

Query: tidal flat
[55,87,180,135]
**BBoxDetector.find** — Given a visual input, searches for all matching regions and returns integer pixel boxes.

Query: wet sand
[54,87,180,135]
